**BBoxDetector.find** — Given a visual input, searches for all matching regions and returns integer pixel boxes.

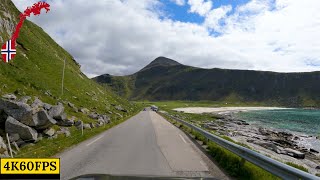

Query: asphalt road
[58,111,229,180]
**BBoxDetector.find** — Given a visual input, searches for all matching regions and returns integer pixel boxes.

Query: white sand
[173,107,291,114]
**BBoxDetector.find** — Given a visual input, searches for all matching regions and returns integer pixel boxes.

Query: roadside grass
[161,113,279,180]
[15,111,140,158]
[136,100,269,111]
[285,162,309,173]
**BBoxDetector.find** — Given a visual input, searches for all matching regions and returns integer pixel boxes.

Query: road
[58,110,229,180]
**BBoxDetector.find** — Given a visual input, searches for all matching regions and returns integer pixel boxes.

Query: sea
[235,109,320,151]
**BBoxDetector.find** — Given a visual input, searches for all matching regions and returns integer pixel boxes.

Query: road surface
[58,110,229,180]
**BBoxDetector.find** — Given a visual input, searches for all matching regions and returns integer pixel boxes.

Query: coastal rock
[83,123,91,129]
[0,99,34,126]
[5,116,37,141]
[8,133,20,143]
[56,118,74,127]
[285,148,305,159]
[56,127,71,137]
[310,149,319,154]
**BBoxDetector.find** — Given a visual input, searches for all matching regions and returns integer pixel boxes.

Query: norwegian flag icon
[1,40,16,63]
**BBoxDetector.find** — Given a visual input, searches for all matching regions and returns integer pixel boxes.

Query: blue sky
[161,0,250,24]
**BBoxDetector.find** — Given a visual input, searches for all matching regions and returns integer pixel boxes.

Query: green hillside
[94,57,320,108]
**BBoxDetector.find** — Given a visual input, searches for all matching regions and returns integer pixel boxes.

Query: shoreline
[173,107,320,175]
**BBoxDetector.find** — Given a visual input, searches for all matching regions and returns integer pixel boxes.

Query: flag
[1,40,16,63]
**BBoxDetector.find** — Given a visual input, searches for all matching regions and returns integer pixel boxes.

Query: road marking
[86,135,104,146]
[179,134,187,144]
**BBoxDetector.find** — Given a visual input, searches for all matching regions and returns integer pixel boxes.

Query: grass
[0,1,142,158]
[285,162,309,173]
[15,111,140,158]
[161,113,279,180]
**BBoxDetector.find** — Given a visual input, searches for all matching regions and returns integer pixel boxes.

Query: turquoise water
[235,109,320,135]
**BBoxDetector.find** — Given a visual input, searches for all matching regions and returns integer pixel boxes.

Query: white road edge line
[86,135,104,146]
[179,134,187,144]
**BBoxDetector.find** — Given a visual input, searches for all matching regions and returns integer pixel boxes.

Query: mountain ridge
[94,56,320,107]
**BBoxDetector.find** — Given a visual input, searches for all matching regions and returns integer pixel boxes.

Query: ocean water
[235,109,320,136]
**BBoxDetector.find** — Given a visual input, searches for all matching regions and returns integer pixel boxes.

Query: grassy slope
[0,0,141,157]
[95,60,320,108]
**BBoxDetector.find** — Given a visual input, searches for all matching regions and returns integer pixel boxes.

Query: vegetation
[161,113,279,180]
[95,57,320,107]
[285,162,309,173]
[0,0,141,157]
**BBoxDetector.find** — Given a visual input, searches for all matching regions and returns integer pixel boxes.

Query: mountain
[94,57,320,107]
[0,0,135,121]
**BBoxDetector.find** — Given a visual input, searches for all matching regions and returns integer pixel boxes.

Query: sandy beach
[173,107,291,114]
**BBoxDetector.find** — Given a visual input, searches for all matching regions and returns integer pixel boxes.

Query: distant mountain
[93,57,320,107]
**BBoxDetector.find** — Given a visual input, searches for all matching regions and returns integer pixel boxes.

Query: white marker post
[81,121,84,136]
[6,133,13,158]
[61,56,66,96]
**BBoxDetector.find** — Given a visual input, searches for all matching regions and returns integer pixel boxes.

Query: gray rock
[83,124,91,129]
[115,105,127,112]
[285,148,305,159]
[48,134,58,140]
[48,103,64,119]
[0,109,8,123]
[80,108,90,114]
[115,113,123,118]
[8,133,20,142]
[44,90,52,97]
[56,127,71,137]
[2,94,17,100]
[43,128,55,137]
[0,99,34,126]
[5,116,37,141]
[56,118,74,127]
[33,110,57,130]
[31,97,44,108]
[43,103,52,110]
[88,112,99,119]
[67,102,75,108]
[55,113,67,121]
[310,148,319,154]
[19,96,31,104]
[74,120,83,130]
[101,115,110,123]
[89,123,96,128]
[0,136,8,155]
[316,166,320,170]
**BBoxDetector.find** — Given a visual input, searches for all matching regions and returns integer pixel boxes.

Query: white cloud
[187,0,213,16]
[171,0,185,6]
[11,0,320,77]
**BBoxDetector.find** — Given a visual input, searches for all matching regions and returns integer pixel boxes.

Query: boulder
[316,166,320,170]
[43,128,55,137]
[115,113,123,118]
[0,99,34,126]
[0,109,8,123]
[89,123,96,128]
[48,103,64,119]
[83,124,91,129]
[115,105,127,112]
[2,94,17,100]
[80,108,90,114]
[43,103,52,111]
[88,112,99,119]
[67,102,76,109]
[56,127,71,137]
[48,134,58,140]
[285,148,305,159]
[74,120,83,130]
[8,133,20,143]
[55,113,67,121]
[5,116,37,141]
[31,97,44,108]
[56,118,74,127]
[19,96,31,104]
[101,115,110,123]
[0,136,8,155]
[310,148,319,154]
[33,110,57,130]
